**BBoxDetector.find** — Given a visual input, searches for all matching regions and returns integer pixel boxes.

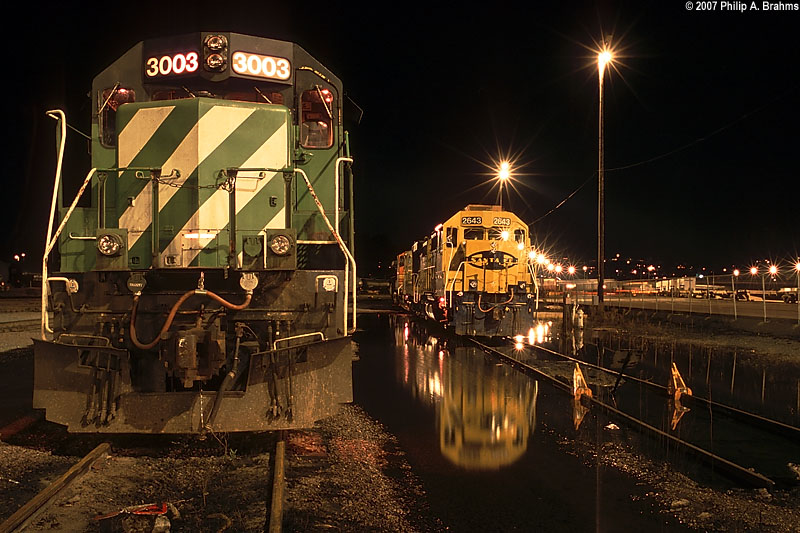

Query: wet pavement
[352,311,692,531]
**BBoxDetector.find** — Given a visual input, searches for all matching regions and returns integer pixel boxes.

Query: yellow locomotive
[395,205,537,336]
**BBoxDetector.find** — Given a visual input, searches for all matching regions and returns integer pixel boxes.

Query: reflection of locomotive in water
[35,32,356,433]
[395,205,537,337]
[392,316,538,469]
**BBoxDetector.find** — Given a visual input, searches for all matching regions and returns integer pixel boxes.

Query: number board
[232,51,291,81]
[145,51,200,78]
[493,217,511,226]
[461,216,482,225]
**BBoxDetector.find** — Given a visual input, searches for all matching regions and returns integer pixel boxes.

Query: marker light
[97,234,123,256]
[269,235,291,255]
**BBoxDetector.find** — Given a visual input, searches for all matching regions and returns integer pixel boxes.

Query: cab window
[514,229,526,244]
[445,227,457,247]
[99,87,135,148]
[464,228,484,240]
[300,87,334,149]
[488,227,510,241]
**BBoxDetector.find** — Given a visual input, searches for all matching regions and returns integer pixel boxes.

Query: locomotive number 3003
[145,52,200,77]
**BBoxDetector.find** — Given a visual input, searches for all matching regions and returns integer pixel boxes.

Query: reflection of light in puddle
[527,322,551,345]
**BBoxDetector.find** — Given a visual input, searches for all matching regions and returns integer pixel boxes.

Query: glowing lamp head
[769,265,778,276]
[733,269,740,277]
[795,261,800,272]
[498,161,511,181]
[568,266,576,275]
[598,49,613,72]
[750,266,758,275]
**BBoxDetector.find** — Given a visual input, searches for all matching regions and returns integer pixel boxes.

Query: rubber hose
[130,290,252,350]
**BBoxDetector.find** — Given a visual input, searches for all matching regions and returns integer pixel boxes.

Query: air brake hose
[477,288,515,314]
[206,323,244,429]
[130,290,252,350]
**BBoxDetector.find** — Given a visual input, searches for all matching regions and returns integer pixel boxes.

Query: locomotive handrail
[447,261,466,307]
[272,331,326,352]
[294,168,357,334]
[42,111,100,339]
[335,157,353,236]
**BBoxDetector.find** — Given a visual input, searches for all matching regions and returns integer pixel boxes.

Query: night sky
[9,1,800,277]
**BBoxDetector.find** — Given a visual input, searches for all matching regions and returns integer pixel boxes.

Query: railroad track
[467,336,800,489]
[0,429,288,532]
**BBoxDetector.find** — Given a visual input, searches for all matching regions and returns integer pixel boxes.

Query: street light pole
[732,269,739,320]
[597,47,612,314]
[796,261,800,325]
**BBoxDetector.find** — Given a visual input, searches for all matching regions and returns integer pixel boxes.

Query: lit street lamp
[732,268,740,320]
[597,46,613,312]
[498,161,510,209]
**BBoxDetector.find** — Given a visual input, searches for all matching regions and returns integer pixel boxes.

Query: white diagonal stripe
[117,106,175,168]
[166,121,289,266]
[120,105,256,250]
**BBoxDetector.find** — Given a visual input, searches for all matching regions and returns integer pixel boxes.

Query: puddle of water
[352,313,691,531]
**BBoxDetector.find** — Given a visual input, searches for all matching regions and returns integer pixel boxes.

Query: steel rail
[0,442,111,533]
[268,431,286,533]
[526,340,800,440]
[467,338,775,489]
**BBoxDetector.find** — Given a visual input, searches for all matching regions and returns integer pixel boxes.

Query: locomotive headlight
[269,235,292,255]
[97,233,123,256]
[205,34,227,51]
[206,53,226,70]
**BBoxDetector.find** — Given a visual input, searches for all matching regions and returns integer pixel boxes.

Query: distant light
[750,266,758,275]
[795,261,800,272]
[566,283,576,289]
[537,254,547,265]
[582,265,588,272]
[568,266,576,275]
[547,264,555,272]
[528,251,537,260]
[598,49,613,72]
[698,274,703,279]
[555,264,563,274]
[769,265,778,275]
[498,161,511,181]
[733,269,740,277]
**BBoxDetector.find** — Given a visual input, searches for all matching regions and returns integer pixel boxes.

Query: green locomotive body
[36,32,356,433]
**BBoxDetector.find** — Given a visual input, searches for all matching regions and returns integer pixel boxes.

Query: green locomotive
[36,32,356,433]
